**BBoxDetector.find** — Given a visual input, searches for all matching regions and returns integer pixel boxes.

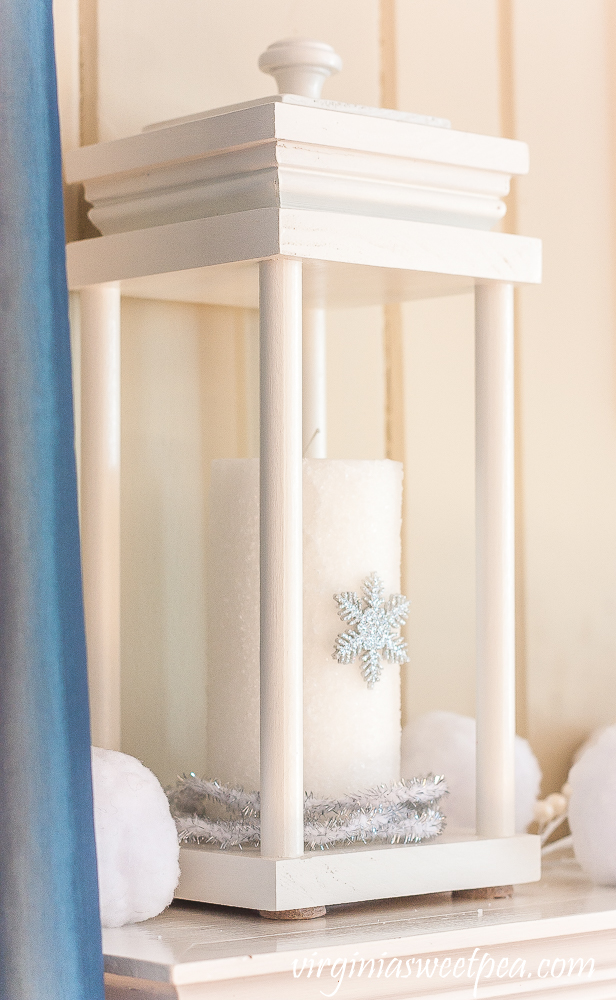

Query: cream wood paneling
[511,0,616,794]
[400,293,476,722]
[56,0,616,795]
[53,0,81,240]
[393,2,502,732]
[395,0,616,794]
[96,0,380,141]
[121,298,258,784]
[326,306,386,460]
[395,0,501,137]
[53,0,80,150]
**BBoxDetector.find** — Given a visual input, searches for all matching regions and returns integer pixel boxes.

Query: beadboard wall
[55,0,616,795]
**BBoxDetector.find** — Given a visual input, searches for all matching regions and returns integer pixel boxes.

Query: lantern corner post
[259,256,305,859]
[79,281,122,752]
[475,280,516,840]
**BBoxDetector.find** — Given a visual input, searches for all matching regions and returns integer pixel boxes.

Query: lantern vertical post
[80,282,122,751]
[259,257,304,858]
[475,281,516,839]
[302,307,327,458]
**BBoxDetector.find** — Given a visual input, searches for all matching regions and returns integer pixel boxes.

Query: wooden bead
[545,792,568,816]
[533,799,556,824]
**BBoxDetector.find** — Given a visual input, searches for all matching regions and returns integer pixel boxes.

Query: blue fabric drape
[0,1,105,998]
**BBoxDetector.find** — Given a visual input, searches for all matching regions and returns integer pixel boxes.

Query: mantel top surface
[102,849,616,986]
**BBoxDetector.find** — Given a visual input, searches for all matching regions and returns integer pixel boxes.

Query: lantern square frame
[65,96,542,913]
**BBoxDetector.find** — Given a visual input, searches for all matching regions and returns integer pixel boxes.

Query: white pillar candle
[206,458,403,797]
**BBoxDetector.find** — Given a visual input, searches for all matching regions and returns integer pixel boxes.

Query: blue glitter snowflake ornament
[333,572,410,688]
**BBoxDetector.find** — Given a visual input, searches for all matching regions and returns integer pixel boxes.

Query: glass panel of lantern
[66,38,542,915]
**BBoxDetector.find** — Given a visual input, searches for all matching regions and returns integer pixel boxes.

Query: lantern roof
[64,38,540,307]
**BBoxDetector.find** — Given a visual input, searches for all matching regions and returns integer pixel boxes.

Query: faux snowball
[401,710,541,832]
[569,724,616,884]
[92,747,180,927]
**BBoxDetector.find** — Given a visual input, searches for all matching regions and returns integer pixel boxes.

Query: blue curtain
[0,1,105,998]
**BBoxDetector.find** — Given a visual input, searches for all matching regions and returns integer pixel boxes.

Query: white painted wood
[143,92,450,134]
[97,259,477,310]
[258,38,342,99]
[65,209,542,293]
[277,210,540,281]
[102,851,615,999]
[81,140,513,236]
[259,258,304,859]
[80,283,121,750]
[64,101,525,188]
[475,282,516,838]
[65,81,543,911]
[176,834,539,911]
[64,99,526,236]
[302,308,327,457]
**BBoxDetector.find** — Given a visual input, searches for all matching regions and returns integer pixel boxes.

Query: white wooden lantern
[65,39,541,914]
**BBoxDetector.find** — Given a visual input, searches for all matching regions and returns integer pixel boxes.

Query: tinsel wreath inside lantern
[65,37,542,915]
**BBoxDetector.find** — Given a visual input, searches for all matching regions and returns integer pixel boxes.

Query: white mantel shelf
[104,848,616,999]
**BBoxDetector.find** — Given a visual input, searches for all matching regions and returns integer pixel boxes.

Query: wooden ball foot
[452,885,514,901]
[259,906,327,920]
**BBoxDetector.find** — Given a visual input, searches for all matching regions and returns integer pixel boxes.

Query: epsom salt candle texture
[207,458,403,796]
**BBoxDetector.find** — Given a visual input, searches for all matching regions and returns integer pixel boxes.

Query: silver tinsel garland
[168,774,448,850]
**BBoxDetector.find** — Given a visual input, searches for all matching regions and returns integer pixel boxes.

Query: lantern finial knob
[258,38,342,99]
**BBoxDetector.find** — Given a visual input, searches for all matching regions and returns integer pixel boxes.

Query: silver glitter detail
[168,774,447,850]
[333,572,410,687]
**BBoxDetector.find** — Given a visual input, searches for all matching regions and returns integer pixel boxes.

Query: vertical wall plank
[53,0,80,151]
[395,0,501,136]
[395,1,502,729]
[326,306,386,461]
[497,0,529,740]
[78,0,98,145]
[511,0,616,793]
[400,293,476,720]
[53,0,81,240]
[380,1,406,468]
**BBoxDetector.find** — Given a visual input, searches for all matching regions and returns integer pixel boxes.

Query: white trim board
[175,834,541,912]
[66,207,541,307]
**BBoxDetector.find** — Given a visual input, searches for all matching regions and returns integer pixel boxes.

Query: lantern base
[175,833,540,913]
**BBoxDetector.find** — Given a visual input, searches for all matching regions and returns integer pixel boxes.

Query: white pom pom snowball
[401,711,542,833]
[92,747,180,927]
[569,724,616,884]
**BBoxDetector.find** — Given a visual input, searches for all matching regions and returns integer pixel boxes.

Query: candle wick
[303,428,320,458]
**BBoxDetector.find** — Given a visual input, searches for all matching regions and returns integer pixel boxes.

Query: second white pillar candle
[206,457,403,797]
